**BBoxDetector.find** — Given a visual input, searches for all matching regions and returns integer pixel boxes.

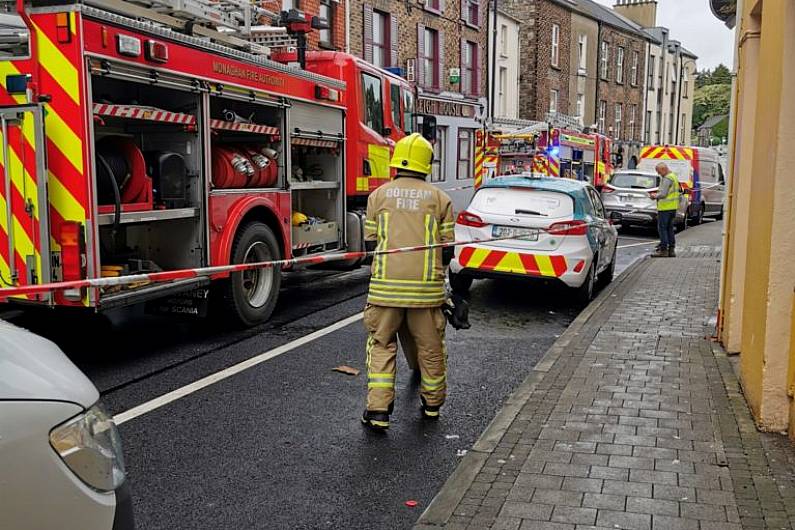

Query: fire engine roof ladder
[82,0,297,57]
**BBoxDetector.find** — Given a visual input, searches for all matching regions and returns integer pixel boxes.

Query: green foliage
[711,118,729,142]
[692,64,732,128]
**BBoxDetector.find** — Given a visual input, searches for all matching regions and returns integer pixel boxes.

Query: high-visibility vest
[364,175,455,308]
[657,172,680,211]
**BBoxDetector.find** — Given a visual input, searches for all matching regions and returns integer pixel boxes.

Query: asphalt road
[4,227,688,530]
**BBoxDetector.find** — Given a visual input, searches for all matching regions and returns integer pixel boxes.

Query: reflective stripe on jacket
[365,175,454,307]
[657,172,680,211]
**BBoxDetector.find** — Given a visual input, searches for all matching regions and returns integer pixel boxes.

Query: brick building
[347,0,488,204]
[261,0,347,51]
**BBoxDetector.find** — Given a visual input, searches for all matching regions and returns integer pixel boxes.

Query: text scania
[212,62,285,87]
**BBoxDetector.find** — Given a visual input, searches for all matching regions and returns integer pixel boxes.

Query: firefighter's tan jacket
[365,174,454,307]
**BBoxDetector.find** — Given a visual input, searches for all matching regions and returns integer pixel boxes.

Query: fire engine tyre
[449,271,473,294]
[222,222,282,327]
[575,259,596,305]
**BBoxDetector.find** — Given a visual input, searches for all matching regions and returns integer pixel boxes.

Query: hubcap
[241,241,274,308]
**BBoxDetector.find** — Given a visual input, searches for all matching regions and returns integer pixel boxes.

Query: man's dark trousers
[657,210,676,249]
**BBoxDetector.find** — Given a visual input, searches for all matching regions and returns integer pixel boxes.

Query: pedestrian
[360,133,455,432]
[651,162,681,258]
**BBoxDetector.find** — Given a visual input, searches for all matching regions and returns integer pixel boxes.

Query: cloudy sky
[592,0,735,69]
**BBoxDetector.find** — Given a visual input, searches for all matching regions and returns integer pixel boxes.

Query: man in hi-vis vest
[361,133,455,431]
[652,162,681,258]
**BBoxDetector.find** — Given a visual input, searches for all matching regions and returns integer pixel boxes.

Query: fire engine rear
[0,0,405,326]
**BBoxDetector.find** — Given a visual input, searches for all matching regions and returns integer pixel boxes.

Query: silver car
[601,170,688,231]
[0,320,134,530]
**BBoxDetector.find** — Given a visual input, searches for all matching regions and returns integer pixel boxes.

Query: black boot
[361,410,390,431]
[668,247,676,257]
[420,396,441,420]
[651,247,669,258]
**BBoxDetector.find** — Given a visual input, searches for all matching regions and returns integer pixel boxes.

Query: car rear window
[610,173,659,189]
[471,188,574,218]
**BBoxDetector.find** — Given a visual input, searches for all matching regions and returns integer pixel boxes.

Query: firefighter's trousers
[363,304,447,413]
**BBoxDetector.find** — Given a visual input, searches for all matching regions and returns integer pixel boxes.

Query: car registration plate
[493,225,539,241]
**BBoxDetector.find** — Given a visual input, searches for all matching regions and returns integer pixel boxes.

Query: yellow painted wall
[733,0,795,432]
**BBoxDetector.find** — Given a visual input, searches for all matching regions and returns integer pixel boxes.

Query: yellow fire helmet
[292,211,308,226]
[389,133,433,176]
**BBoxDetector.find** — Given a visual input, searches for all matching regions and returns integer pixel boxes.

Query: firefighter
[361,133,456,432]
[651,162,681,258]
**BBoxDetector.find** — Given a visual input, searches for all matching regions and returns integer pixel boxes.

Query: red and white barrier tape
[0,223,600,299]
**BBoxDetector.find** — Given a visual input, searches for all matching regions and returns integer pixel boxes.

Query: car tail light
[457,211,486,228]
[573,260,586,273]
[548,220,588,236]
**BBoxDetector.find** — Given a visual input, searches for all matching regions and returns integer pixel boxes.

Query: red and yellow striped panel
[458,247,568,278]
[547,155,561,177]
[640,145,694,161]
[474,130,485,189]
[0,12,90,305]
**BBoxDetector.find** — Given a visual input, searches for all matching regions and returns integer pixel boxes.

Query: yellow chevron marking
[48,171,85,221]
[535,255,555,277]
[465,248,490,269]
[44,106,83,173]
[495,252,524,274]
[32,21,79,105]
[0,134,39,222]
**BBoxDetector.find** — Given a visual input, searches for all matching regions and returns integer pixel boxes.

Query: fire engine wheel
[223,222,282,327]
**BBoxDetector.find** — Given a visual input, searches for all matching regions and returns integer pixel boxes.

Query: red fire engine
[475,125,613,189]
[0,0,421,326]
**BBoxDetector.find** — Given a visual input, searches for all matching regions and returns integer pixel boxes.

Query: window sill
[463,21,479,30]
[551,64,561,71]
[424,6,442,16]
[577,68,587,76]
[318,42,337,51]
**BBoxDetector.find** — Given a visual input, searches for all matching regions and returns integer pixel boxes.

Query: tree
[711,64,732,85]
[695,69,713,89]
[711,117,729,143]
[693,84,732,128]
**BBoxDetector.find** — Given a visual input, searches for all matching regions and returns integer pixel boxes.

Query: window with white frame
[683,69,690,98]
[550,89,559,114]
[598,100,606,133]
[647,55,655,90]
[457,129,475,180]
[551,24,560,67]
[600,41,609,79]
[614,103,622,138]
[372,10,389,67]
[616,47,625,84]
[430,126,447,182]
[631,51,639,85]
[577,34,588,73]
[499,67,507,116]
[318,0,334,46]
[645,110,652,143]
[466,0,480,27]
[421,27,439,90]
[629,104,637,139]
[576,93,584,118]
[500,24,508,56]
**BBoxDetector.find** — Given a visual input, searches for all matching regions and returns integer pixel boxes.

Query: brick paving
[417,223,795,530]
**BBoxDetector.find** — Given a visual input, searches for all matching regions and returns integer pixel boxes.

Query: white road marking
[113,312,364,425]
[617,241,657,249]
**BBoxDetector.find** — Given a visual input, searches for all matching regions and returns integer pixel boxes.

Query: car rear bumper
[605,206,658,226]
[450,244,593,288]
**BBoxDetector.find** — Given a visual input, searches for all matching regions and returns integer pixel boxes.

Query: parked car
[449,176,618,303]
[601,170,689,231]
[0,320,134,530]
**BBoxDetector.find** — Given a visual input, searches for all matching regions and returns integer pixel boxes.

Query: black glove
[442,293,471,330]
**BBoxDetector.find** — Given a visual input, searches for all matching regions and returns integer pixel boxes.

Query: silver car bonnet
[0,320,98,408]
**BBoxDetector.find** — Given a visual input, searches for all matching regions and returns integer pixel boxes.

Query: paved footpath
[416,222,795,530]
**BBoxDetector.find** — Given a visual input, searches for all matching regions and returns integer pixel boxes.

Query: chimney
[613,0,658,28]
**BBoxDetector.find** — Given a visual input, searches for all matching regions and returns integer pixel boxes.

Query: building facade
[487,9,521,122]
[613,1,697,148]
[569,12,599,127]
[715,0,795,439]
[348,0,487,205]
